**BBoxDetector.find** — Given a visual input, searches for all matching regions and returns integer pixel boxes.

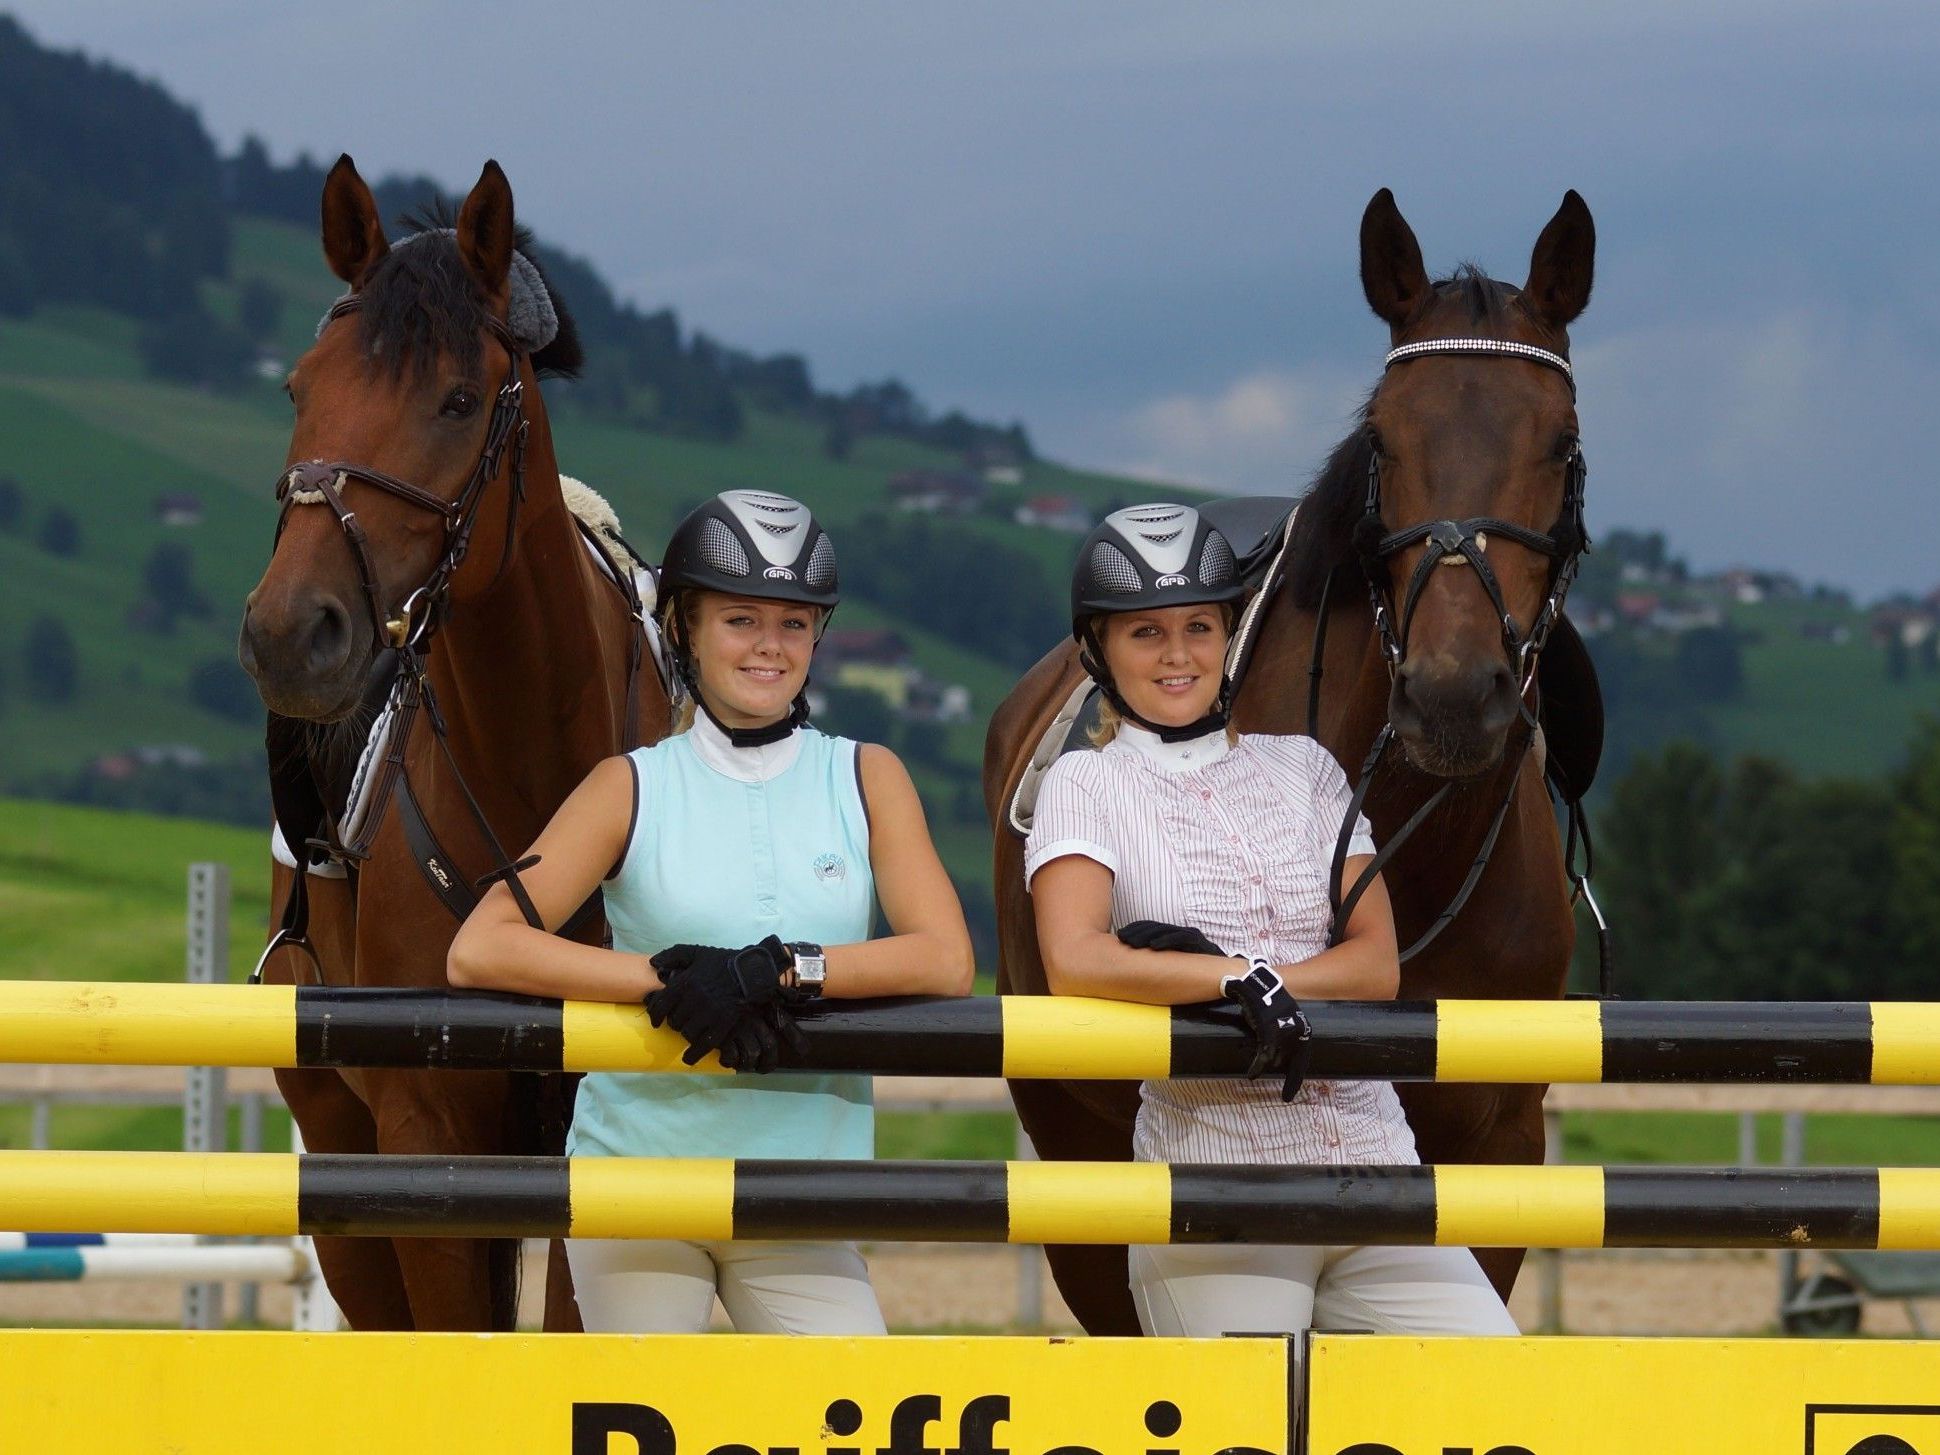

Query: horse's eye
[441,388,480,419]
[1552,432,1580,462]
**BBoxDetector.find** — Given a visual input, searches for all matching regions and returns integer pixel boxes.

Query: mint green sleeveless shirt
[567,724,875,1160]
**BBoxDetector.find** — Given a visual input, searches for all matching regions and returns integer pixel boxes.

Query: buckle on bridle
[385,586,435,649]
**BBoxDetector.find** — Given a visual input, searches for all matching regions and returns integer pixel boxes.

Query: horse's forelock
[353,206,582,380]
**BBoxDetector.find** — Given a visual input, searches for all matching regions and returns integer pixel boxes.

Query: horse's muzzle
[1390,655,1518,777]
[239,591,367,722]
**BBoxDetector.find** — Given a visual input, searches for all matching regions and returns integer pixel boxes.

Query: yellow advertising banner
[0,1331,1291,1455]
[1305,1336,1940,1455]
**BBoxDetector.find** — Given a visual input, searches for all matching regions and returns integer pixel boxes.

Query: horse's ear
[1523,190,1595,329]
[1360,188,1432,329]
[320,154,388,285]
[456,160,516,298]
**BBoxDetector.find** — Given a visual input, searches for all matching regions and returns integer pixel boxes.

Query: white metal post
[182,862,229,1331]
[1537,1106,1564,1333]
[1012,1112,1044,1329]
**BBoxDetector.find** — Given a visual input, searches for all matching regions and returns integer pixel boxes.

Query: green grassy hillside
[0,797,270,984]
[0,217,1132,801]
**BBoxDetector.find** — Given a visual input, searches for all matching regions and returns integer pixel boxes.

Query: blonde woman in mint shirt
[449,490,973,1334]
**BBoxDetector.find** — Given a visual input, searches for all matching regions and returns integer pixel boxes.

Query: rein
[1310,336,1610,988]
[255,295,619,984]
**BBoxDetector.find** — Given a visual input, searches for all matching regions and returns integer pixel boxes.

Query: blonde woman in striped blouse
[1026,503,1515,1340]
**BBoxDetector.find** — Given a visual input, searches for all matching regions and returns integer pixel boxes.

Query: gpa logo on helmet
[763,565,798,581]
[1155,573,1190,588]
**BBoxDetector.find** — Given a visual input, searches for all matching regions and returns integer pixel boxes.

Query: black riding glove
[646,936,807,1072]
[1221,958,1313,1103]
[1117,920,1228,957]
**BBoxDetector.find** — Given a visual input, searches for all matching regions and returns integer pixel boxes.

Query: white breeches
[565,1238,888,1335]
[1130,1241,1519,1337]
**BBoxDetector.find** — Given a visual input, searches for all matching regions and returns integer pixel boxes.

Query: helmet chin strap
[1077,624,1231,745]
[670,608,809,749]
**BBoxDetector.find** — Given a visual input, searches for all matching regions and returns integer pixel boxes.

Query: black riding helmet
[660,489,839,747]
[1071,503,1245,743]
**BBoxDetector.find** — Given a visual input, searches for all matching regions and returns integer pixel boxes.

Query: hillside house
[153,493,204,527]
[888,469,986,515]
[818,627,914,669]
[965,442,1025,486]
[1013,494,1092,533]
[1871,603,1938,648]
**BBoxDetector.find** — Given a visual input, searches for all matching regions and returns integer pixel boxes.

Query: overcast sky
[12,2,1939,596]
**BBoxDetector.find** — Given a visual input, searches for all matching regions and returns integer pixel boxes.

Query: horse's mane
[1286,264,1519,607]
[355,202,585,381]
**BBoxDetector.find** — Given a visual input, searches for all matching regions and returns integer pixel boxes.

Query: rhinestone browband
[1384,337,1574,386]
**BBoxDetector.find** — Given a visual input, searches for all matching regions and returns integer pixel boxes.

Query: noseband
[1358,337,1589,689]
[272,295,530,654]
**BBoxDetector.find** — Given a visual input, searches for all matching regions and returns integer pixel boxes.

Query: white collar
[1110,720,1231,774]
[686,709,803,783]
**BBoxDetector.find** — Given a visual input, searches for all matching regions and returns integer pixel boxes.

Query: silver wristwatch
[786,941,827,999]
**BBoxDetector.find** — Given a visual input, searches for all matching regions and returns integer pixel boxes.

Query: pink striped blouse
[1025,723,1419,1167]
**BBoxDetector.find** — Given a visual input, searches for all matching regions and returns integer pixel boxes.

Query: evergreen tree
[139,541,210,629]
[37,505,79,556]
[1890,718,1940,993]
[188,656,258,722]
[1598,741,1724,997]
[23,614,78,702]
[0,474,22,533]
[1886,631,1910,682]
[237,276,283,345]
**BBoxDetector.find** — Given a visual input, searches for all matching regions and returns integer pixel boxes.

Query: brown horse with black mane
[984,188,1599,1334]
[239,157,668,1329]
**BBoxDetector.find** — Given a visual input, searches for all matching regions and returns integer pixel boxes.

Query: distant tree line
[841,511,1064,670]
[1591,727,1940,1001]
[1590,624,1746,778]
[4,12,1038,449]
[0,17,229,332]
[225,139,1032,456]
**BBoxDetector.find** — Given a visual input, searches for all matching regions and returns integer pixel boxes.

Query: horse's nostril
[306,600,352,676]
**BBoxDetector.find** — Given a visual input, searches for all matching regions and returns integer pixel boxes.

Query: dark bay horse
[984,189,1597,1334]
[239,157,668,1329]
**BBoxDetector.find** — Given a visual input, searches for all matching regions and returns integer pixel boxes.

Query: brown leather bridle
[255,294,568,984]
[272,294,530,656]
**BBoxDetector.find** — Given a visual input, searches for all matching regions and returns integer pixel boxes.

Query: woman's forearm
[1274,936,1399,1001]
[823,930,974,998]
[447,920,661,1002]
[1043,930,1238,1005]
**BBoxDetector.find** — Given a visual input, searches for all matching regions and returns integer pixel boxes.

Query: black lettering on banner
[568,1391,1277,1455]
[1806,1403,1940,1455]
[948,1395,1012,1455]
[880,1394,943,1455]
[572,1402,676,1455]
[826,1396,865,1455]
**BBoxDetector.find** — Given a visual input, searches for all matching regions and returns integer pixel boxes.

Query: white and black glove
[1220,958,1313,1103]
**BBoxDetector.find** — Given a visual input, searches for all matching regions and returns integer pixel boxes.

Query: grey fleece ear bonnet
[316,228,559,352]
